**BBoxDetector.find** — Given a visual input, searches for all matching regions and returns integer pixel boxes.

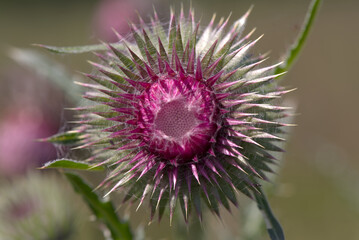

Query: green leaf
[9,48,81,101]
[41,159,105,171]
[41,131,83,145]
[65,172,133,240]
[274,0,322,76]
[254,188,285,240]
[34,42,123,54]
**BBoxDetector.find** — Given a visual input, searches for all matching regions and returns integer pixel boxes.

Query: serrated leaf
[65,173,133,240]
[34,42,124,54]
[254,188,285,240]
[41,131,83,145]
[274,0,322,77]
[41,159,105,171]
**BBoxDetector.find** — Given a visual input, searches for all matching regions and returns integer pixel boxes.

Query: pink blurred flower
[93,0,151,42]
[0,106,57,176]
[0,66,64,177]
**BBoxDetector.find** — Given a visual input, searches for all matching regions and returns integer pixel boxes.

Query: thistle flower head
[0,173,86,239]
[75,7,292,223]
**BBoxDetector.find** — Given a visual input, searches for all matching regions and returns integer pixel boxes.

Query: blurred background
[0,0,358,239]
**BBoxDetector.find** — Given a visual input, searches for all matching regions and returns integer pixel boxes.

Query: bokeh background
[0,0,358,239]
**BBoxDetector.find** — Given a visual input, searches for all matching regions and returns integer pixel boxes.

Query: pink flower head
[0,107,56,176]
[74,7,292,223]
[93,0,151,42]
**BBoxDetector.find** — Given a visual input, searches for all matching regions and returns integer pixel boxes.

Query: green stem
[65,173,133,240]
[254,188,285,240]
[275,0,322,76]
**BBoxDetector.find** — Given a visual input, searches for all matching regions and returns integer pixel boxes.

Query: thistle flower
[0,66,66,176]
[93,0,151,42]
[0,173,87,239]
[0,107,57,176]
[74,7,292,223]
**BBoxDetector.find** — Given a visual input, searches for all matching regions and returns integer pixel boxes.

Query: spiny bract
[74,7,292,223]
